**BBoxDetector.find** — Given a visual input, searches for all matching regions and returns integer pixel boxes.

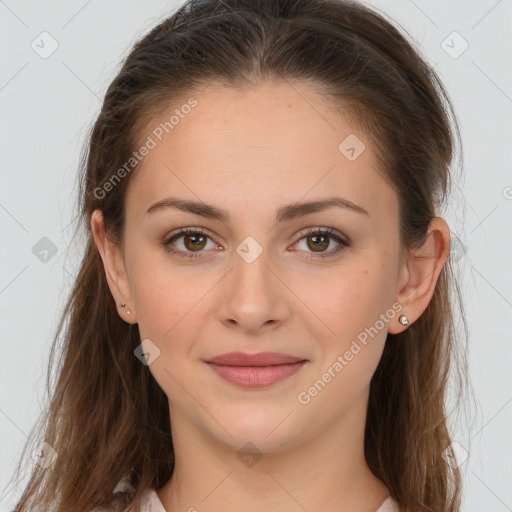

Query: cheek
[127,237,197,328]
[301,257,396,382]
[130,263,210,401]
[132,271,202,344]
[297,280,393,414]
[127,254,179,348]
[127,246,223,371]
[296,257,395,337]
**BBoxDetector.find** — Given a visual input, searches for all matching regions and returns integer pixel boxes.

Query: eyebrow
[145,196,369,222]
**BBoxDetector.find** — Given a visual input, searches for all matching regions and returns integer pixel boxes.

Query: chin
[209,408,303,454]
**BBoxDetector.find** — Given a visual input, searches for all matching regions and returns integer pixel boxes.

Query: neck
[156,392,390,512]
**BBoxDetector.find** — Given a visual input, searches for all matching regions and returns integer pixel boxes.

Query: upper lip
[205,352,307,367]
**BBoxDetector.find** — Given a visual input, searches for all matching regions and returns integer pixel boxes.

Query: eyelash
[161,227,351,260]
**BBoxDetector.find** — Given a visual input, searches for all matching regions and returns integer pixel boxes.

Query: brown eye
[183,232,207,251]
[294,228,350,259]
[306,233,330,252]
[162,228,218,259]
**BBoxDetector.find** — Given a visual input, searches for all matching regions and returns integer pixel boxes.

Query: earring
[120,302,131,315]
[398,314,409,326]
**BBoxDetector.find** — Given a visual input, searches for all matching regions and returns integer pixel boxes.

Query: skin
[91,80,450,512]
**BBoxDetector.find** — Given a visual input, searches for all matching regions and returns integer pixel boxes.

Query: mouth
[204,352,308,388]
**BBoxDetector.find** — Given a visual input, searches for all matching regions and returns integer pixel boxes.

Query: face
[110,80,406,453]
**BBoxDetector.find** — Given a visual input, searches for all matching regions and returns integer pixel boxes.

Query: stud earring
[120,302,131,315]
[398,314,409,326]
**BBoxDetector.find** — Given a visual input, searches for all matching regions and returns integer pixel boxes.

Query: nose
[216,242,291,334]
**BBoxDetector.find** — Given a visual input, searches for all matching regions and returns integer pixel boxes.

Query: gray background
[0,1,511,511]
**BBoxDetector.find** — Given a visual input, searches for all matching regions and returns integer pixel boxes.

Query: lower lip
[205,361,307,388]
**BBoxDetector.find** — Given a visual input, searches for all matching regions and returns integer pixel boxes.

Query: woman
[10,0,469,510]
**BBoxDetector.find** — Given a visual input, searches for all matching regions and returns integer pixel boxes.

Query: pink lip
[204,352,308,388]
[206,351,306,366]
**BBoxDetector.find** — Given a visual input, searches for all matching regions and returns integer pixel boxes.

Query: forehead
[125,80,397,223]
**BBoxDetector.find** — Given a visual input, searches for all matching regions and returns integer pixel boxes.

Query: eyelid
[163,226,214,241]
[294,226,349,244]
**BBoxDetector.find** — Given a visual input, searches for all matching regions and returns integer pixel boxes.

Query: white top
[139,488,400,511]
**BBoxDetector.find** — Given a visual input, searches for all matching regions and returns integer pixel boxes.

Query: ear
[91,209,137,324]
[388,217,450,334]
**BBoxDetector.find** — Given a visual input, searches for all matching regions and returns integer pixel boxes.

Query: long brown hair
[7,1,472,510]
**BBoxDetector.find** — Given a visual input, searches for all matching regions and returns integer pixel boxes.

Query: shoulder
[375,495,400,512]
[103,477,165,512]
[138,488,167,512]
